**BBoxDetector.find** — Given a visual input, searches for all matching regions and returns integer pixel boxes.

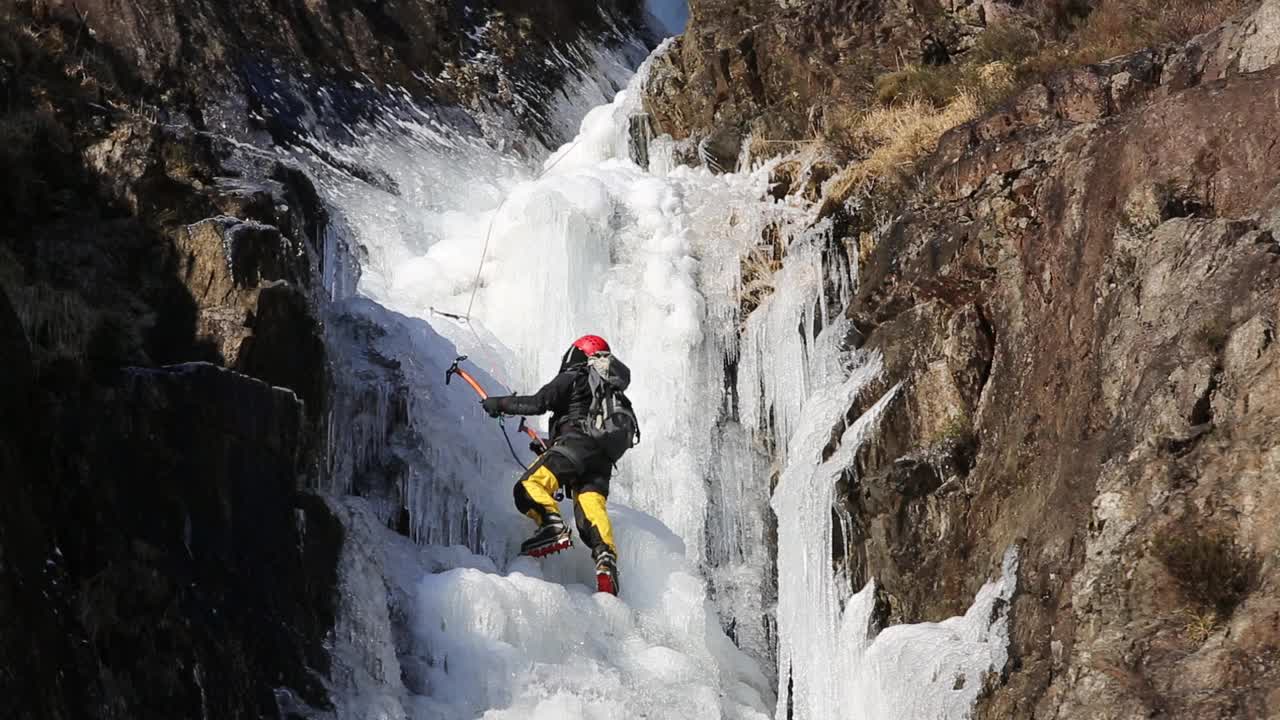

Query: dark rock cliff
[28,0,653,144]
[0,0,651,716]
[0,359,343,718]
[647,0,1280,717]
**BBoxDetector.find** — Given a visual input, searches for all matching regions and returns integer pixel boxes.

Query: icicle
[772,358,898,720]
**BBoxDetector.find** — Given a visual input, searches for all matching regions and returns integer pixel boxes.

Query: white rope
[461,135,587,325]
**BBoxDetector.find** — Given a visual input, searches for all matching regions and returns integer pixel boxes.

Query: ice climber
[480,334,640,596]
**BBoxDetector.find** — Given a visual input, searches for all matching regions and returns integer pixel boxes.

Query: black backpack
[582,352,641,462]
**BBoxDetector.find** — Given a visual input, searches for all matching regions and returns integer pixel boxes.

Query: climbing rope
[497,416,529,471]
[433,134,586,333]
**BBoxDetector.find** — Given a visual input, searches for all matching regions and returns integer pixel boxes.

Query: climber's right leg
[513,454,573,557]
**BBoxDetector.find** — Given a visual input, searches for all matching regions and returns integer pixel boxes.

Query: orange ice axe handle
[445,356,547,452]
[518,417,548,453]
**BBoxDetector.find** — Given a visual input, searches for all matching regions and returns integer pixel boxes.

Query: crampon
[520,520,572,558]
[594,551,619,596]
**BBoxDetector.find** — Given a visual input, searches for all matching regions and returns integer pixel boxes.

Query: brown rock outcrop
[642,0,981,170]
[861,17,1280,720]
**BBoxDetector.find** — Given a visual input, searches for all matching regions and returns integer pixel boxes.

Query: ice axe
[444,355,490,398]
[445,356,548,467]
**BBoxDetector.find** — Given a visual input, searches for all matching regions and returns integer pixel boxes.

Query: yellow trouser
[518,464,562,523]
[515,461,615,555]
[574,490,615,555]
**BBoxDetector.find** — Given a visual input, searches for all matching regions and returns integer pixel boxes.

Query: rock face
[650,0,1280,716]
[0,33,345,709]
[853,70,1280,713]
[0,361,344,718]
[29,0,651,145]
[642,0,981,169]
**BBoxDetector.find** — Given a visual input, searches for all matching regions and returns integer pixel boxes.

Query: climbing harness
[445,355,548,471]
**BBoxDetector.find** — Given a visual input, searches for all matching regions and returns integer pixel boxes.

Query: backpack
[582,352,641,462]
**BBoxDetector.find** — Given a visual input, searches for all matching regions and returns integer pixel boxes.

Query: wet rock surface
[655,0,1280,716]
[0,362,344,719]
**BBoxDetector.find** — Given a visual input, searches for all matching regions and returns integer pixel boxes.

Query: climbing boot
[594,549,620,596]
[520,514,572,557]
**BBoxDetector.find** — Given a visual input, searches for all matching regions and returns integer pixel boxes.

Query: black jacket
[495,366,593,443]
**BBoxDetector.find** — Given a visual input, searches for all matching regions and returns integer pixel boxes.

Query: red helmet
[572,335,610,356]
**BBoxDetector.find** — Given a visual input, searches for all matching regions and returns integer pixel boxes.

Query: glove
[480,397,504,418]
[529,440,546,455]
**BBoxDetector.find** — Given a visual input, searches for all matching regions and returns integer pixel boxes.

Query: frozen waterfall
[304,32,1018,720]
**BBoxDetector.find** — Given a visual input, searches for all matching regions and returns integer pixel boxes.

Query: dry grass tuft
[1077,0,1249,58]
[1180,607,1219,644]
[822,58,1014,208]
[822,90,983,208]
[739,225,786,319]
[873,17,1036,110]
[855,93,980,175]
[820,0,1248,210]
